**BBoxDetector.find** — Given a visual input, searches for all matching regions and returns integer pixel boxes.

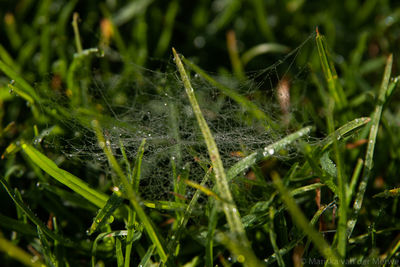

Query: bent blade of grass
[271,171,342,265]
[88,192,124,235]
[91,120,168,263]
[241,43,289,66]
[0,59,39,103]
[173,48,261,266]
[347,54,394,238]
[316,28,347,109]
[21,142,108,208]
[227,126,312,182]
[181,56,278,130]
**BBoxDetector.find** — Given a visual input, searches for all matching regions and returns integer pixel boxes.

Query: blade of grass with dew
[173,48,261,266]
[138,245,156,267]
[347,54,394,238]
[88,191,124,235]
[21,142,108,208]
[0,60,39,103]
[226,126,312,182]
[37,226,57,267]
[91,119,168,263]
[0,233,45,267]
[181,56,278,130]
[315,28,347,109]
[320,117,371,150]
[271,171,342,265]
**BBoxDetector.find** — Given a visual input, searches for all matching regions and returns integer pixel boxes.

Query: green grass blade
[181,56,278,130]
[88,192,124,235]
[271,171,342,265]
[116,238,124,267]
[267,207,286,267]
[316,29,347,109]
[154,0,178,57]
[347,158,363,206]
[21,143,108,208]
[0,59,39,103]
[0,213,37,236]
[320,117,371,150]
[347,54,393,238]
[227,126,312,182]
[326,99,347,258]
[173,48,261,267]
[92,120,168,263]
[138,245,156,267]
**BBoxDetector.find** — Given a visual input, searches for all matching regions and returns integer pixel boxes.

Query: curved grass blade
[226,126,312,182]
[0,213,37,236]
[173,48,261,267]
[241,43,289,65]
[21,142,108,208]
[347,54,394,238]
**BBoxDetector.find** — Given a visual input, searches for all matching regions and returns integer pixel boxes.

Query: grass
[1,1,400,266]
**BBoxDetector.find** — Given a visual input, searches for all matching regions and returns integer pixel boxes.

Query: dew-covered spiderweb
[40,33,316,202]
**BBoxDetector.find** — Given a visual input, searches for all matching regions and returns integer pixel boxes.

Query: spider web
[39,32,316,201]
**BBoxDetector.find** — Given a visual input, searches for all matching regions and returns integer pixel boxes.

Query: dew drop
[99,141,105,148]
[228,257,232,262]
[148,133,151,137]
[232,208,237,213]
[85,230,90,235]
[164,103,167,106]
[171,156,176,160]
[268,148,274,155]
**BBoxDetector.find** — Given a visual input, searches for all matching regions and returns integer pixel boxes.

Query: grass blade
[92,120,168,263]
[173,48,261,266]
[315,28,347,109]
[21,142,108,208]
[347,54,394,238]
[227,126,312,182]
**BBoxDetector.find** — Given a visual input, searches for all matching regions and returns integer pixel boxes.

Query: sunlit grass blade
[227,126,312,182]
[316,28,347,109]
[347,158,363,206]
[21,142,108,208]
[92,120,168,263]
[0,233,45,267]
[347,54,394,238]
[373,188,400,198]
[174,48,262,266]
[319,117,371,150]
[173,48,261,266]
[181,56,278,130]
